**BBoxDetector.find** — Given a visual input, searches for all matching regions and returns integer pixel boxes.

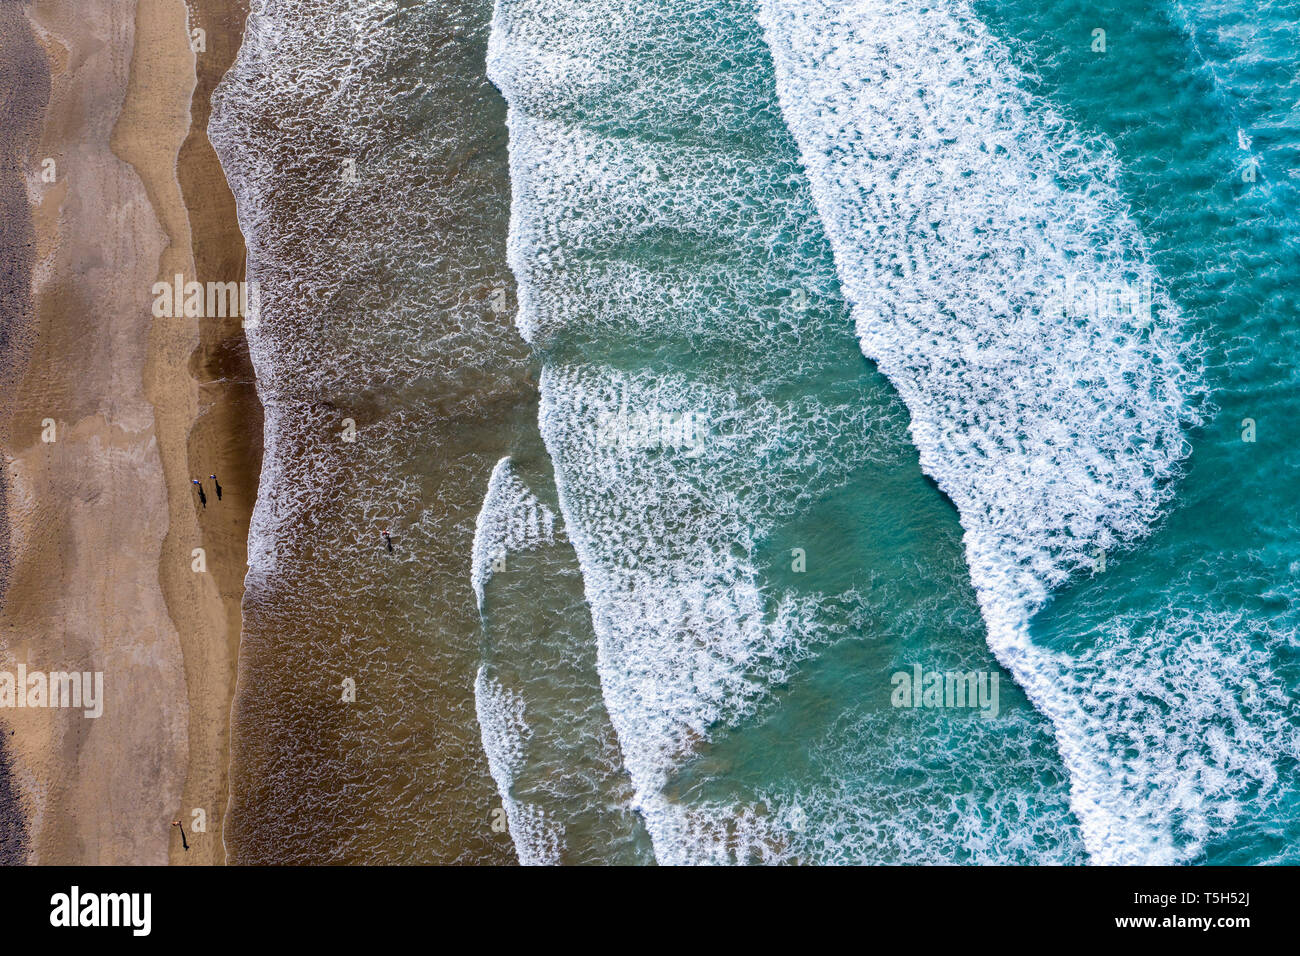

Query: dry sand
[0,0,255,864]
[0,0,51,865]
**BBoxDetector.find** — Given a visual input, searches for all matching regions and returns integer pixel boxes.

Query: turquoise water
[478,0,1300,864]
[974,0,1300,863]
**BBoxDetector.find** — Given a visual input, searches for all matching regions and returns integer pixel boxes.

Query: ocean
[213,0,1299,864]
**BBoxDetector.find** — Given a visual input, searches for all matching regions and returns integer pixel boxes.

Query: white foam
[748,0,1299,863]
[471,457,556,611]
[534,363,847,861]
[772,706,1086,864]
[487,0,1282,864]
[488,0,995,864]
[211,0,525,583]
[473,666,566,865]
[210,0,543,863]
[472,462,658,863]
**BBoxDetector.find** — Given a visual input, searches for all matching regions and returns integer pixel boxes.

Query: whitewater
[480,0,1300,865]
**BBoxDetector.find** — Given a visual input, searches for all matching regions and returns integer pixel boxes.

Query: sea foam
[472,457,556,611]
[474,668,566,865]
[750,0,1299,863]
[488,0,1104,864]
[472,459,657,864]
[488,0,892,861]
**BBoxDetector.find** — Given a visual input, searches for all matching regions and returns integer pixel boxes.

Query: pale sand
[0,0,254,864]
[0,0,51,865]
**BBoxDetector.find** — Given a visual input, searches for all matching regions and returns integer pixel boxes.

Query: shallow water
[213,0,529,863]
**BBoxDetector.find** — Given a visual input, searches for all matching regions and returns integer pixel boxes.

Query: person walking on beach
[210,474,223,501]
[381,528,393,553]
[171,820,189,852]
[192,479,206,509]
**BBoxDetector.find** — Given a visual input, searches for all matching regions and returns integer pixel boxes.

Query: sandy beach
[0,0,255,865]
[0,0,49,865]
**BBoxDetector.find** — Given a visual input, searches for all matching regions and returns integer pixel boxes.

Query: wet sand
[166,0,257,867]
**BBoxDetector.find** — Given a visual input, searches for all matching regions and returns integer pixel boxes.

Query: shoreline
[168,0,257,867]
[0,0,256,864]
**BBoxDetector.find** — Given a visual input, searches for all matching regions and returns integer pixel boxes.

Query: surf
[486,0,1098,864]
[751,0,1300,864]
